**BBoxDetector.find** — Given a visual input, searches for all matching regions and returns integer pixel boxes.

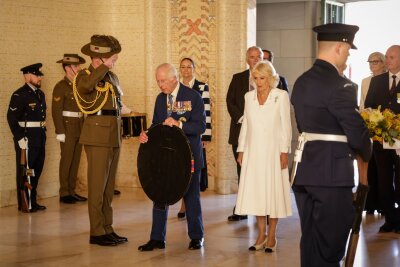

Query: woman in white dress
[235,61,292,252]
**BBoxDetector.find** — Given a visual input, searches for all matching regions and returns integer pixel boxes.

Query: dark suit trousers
[14,142,45,208]
[231,145,241,183]
[373,142,400,225]
[59,134,82,197]
[365,152,381,212]
[293,186,354,267]
[150,170,203,241]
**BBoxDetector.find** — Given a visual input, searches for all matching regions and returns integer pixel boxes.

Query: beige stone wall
[0,0,250,207]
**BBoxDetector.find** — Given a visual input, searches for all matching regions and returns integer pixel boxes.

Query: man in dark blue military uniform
[7,63,47,212]
[291,24,372,267]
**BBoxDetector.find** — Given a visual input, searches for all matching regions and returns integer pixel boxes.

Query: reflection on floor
[0,188,399,267]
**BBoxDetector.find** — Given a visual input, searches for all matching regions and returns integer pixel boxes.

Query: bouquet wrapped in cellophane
[360,106,400,151]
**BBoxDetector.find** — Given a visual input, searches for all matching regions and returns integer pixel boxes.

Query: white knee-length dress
[235,89,292,218]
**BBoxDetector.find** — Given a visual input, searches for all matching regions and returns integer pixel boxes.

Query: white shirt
[27,83,37,91]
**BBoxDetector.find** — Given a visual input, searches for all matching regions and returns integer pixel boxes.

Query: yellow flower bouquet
[360,106,400,147]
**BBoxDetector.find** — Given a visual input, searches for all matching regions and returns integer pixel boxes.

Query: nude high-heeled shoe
[264,238,278,253]
[248,236,268,251]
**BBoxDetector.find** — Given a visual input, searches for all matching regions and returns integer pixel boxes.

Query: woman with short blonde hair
[235,61,292,253]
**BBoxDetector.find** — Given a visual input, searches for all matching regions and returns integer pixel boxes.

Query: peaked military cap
[81,34,122,58]
[20,63,44,76]
[56,53,86,65]
[313,23,359,49]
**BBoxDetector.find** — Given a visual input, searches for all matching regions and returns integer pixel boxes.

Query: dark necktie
[34,89,41,101]
[390,75,397,96]
[167,94,173,116]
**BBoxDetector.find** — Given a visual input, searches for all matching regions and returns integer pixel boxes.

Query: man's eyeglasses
[368,60,383,65]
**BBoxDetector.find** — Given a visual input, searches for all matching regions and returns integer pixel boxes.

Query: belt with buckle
[18,121,46,127]
[62,111,83,118]
[88,110,119,116]
[290,132,348,186]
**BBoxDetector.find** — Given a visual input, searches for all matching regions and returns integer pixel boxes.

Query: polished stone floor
[0,188,399,267]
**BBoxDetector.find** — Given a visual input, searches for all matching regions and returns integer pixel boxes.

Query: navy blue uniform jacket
[151,83,206,171]
[7,83,47,147]
[291,59,371,187]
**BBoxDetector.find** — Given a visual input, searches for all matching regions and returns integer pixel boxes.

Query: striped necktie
[167,94,173,116]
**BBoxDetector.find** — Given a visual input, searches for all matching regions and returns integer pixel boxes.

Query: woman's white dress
[235,89,292,218]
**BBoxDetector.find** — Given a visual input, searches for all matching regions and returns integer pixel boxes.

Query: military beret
[81,34,121,58]
[20,63,44,76]
[56,53,86,65]
[313,23,359,49]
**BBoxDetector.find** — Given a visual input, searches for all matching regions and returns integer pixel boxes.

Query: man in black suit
[365,45,400,234]
[262,49,289,92]
[291,23,372,267]
[226,46,263,221]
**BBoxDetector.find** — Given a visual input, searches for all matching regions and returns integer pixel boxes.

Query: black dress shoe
[189,238,204,250]
[32,203,46,210]
[29,207,38,213]
[227,214,248,221]
[114,190,121,195]
[60,195,76,204]
[379,222,395,233]
[177,212,186,219]
[90,235,119,246]
[365,209,375,215]
[109,232,128,243]
[138,240,166,251]
[72,194,87,201]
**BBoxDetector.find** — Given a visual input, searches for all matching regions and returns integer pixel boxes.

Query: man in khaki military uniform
[52,54,88,204]
[75,35,127,246]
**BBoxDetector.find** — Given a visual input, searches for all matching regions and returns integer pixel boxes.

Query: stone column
[214,0,249,194]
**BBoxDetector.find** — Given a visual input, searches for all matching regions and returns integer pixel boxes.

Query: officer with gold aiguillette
[52,54,88,204]
[74,35,127,246]
[7,63,47,212]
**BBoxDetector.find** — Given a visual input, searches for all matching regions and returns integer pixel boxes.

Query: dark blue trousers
[150,170,203,241]
[14,142,45,208]
[293,186,354,267]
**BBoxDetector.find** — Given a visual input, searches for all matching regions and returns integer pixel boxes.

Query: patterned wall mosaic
[170,0,217,187]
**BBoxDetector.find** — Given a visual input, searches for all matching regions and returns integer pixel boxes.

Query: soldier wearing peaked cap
[7,63,47,212]
[291,23,372,267]
[52,54,88,205]
[74,35,128,246]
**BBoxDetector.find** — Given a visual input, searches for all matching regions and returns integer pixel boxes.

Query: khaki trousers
[85,145,120,236]
[59,135,82,197]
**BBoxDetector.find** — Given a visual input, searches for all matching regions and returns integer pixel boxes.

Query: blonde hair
[368,51,385,63]
[251,61,280,89]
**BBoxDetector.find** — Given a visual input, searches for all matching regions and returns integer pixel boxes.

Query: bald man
[365,45,400,234]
